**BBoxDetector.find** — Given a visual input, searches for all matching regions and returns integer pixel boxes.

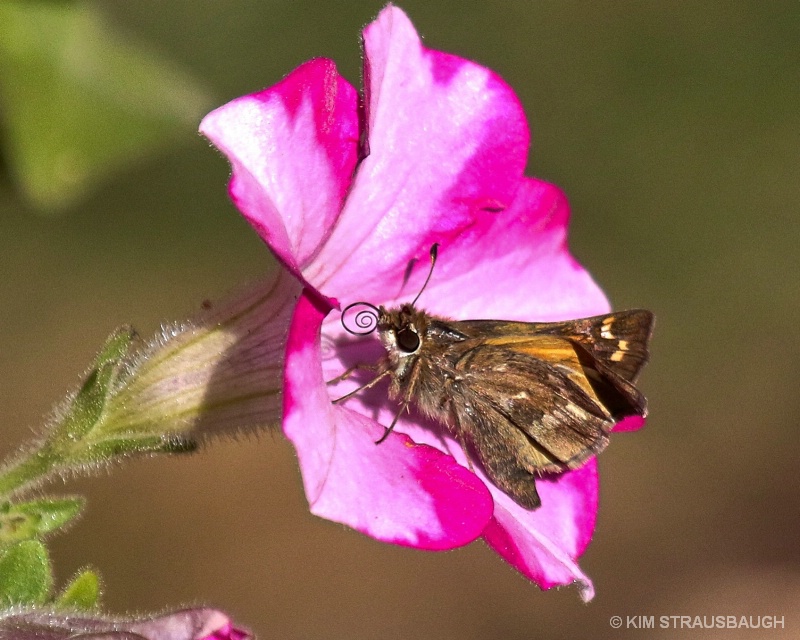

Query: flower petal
[420,178,609,322]
[0,608,250,640]
[129,609,249,640]
[483,460,599,601]
[416,178,611,321]
[283,291,494,550]
[367,407,601,599]
[364,411,600,599]
[613,414,646,432]
[319,358,600,599]
[306,6,530,302]
[200,58,359,288]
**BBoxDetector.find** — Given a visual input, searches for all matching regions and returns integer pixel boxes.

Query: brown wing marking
[472,316,652,422]
[448,393,544,509]
[546,310,654,383]
[453,345,613,473]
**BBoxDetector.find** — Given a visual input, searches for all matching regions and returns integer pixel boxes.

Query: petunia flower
[200,5,639,600]
[0,607,250,640]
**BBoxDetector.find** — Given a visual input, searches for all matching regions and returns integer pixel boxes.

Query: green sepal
[161,435,198,455]
[92,325,136,370]
[56,567,101,610]
[67,435,197,465]
[0,497,84,546]
[52,326,135,444]
[0,540,53,607]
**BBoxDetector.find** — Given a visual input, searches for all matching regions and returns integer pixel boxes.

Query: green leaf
[56,567,101,610]
[0,540,53,607]
[0,1,212,213]
[0,497,84,546]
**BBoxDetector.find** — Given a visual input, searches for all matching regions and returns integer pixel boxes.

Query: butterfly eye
[396,327,420,353]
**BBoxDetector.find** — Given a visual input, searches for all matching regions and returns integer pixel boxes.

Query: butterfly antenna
[410,243,439,307]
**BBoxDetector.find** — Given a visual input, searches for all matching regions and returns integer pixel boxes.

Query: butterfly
[333,245,653,509]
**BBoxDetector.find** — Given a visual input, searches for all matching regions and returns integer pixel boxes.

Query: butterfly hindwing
[450,341,613,472]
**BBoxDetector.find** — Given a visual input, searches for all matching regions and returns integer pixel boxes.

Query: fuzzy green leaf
[56,567,101,610]
[0,540,53,606]
[0,497,84,546]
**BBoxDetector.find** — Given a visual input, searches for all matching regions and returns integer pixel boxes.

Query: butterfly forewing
[536,309,654,383]
[452,310,653,380]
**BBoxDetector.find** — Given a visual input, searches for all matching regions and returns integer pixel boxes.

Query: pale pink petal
[322,176,610,449]
[283,291,494,549]
[330,178,609,327]
[483,460,600,601]
[200,59,359,289]
[130,609,248,640]
[0,608,250,640]
[306,6,529,302]
[418,178,610,321]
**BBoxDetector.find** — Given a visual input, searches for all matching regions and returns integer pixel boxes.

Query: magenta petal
[203,623,248,640]
[613,414,646,432]
[414,178,611,322]
[306,6,530,302]
[283,292,494,549]
[483,460,599,601]
[200,59,359,287]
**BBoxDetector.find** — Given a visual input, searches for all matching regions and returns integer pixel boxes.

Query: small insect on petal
[337,246,654,510]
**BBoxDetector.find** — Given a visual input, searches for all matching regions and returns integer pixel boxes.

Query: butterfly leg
[331,370,391,404]
[375,401,409,445]
[375,358,422,444]
[455,431,475,473]
[326,363,378,385]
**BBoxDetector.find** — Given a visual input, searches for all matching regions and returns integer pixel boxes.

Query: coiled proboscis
[341,302,380,335]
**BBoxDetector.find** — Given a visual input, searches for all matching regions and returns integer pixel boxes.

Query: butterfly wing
[550,309,654,383]
[451,309,653,416]
[447,340,617,509]
[454,309,654,382]
[410,310,653,510]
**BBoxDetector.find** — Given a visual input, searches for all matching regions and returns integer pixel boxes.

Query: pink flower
[201,5,634,600]
[0,608,250,640]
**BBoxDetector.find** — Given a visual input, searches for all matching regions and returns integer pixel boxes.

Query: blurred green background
[1,1,798,638]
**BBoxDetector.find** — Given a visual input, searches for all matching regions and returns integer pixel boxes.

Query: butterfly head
[340,244,440,358]
[377,304,430,359]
